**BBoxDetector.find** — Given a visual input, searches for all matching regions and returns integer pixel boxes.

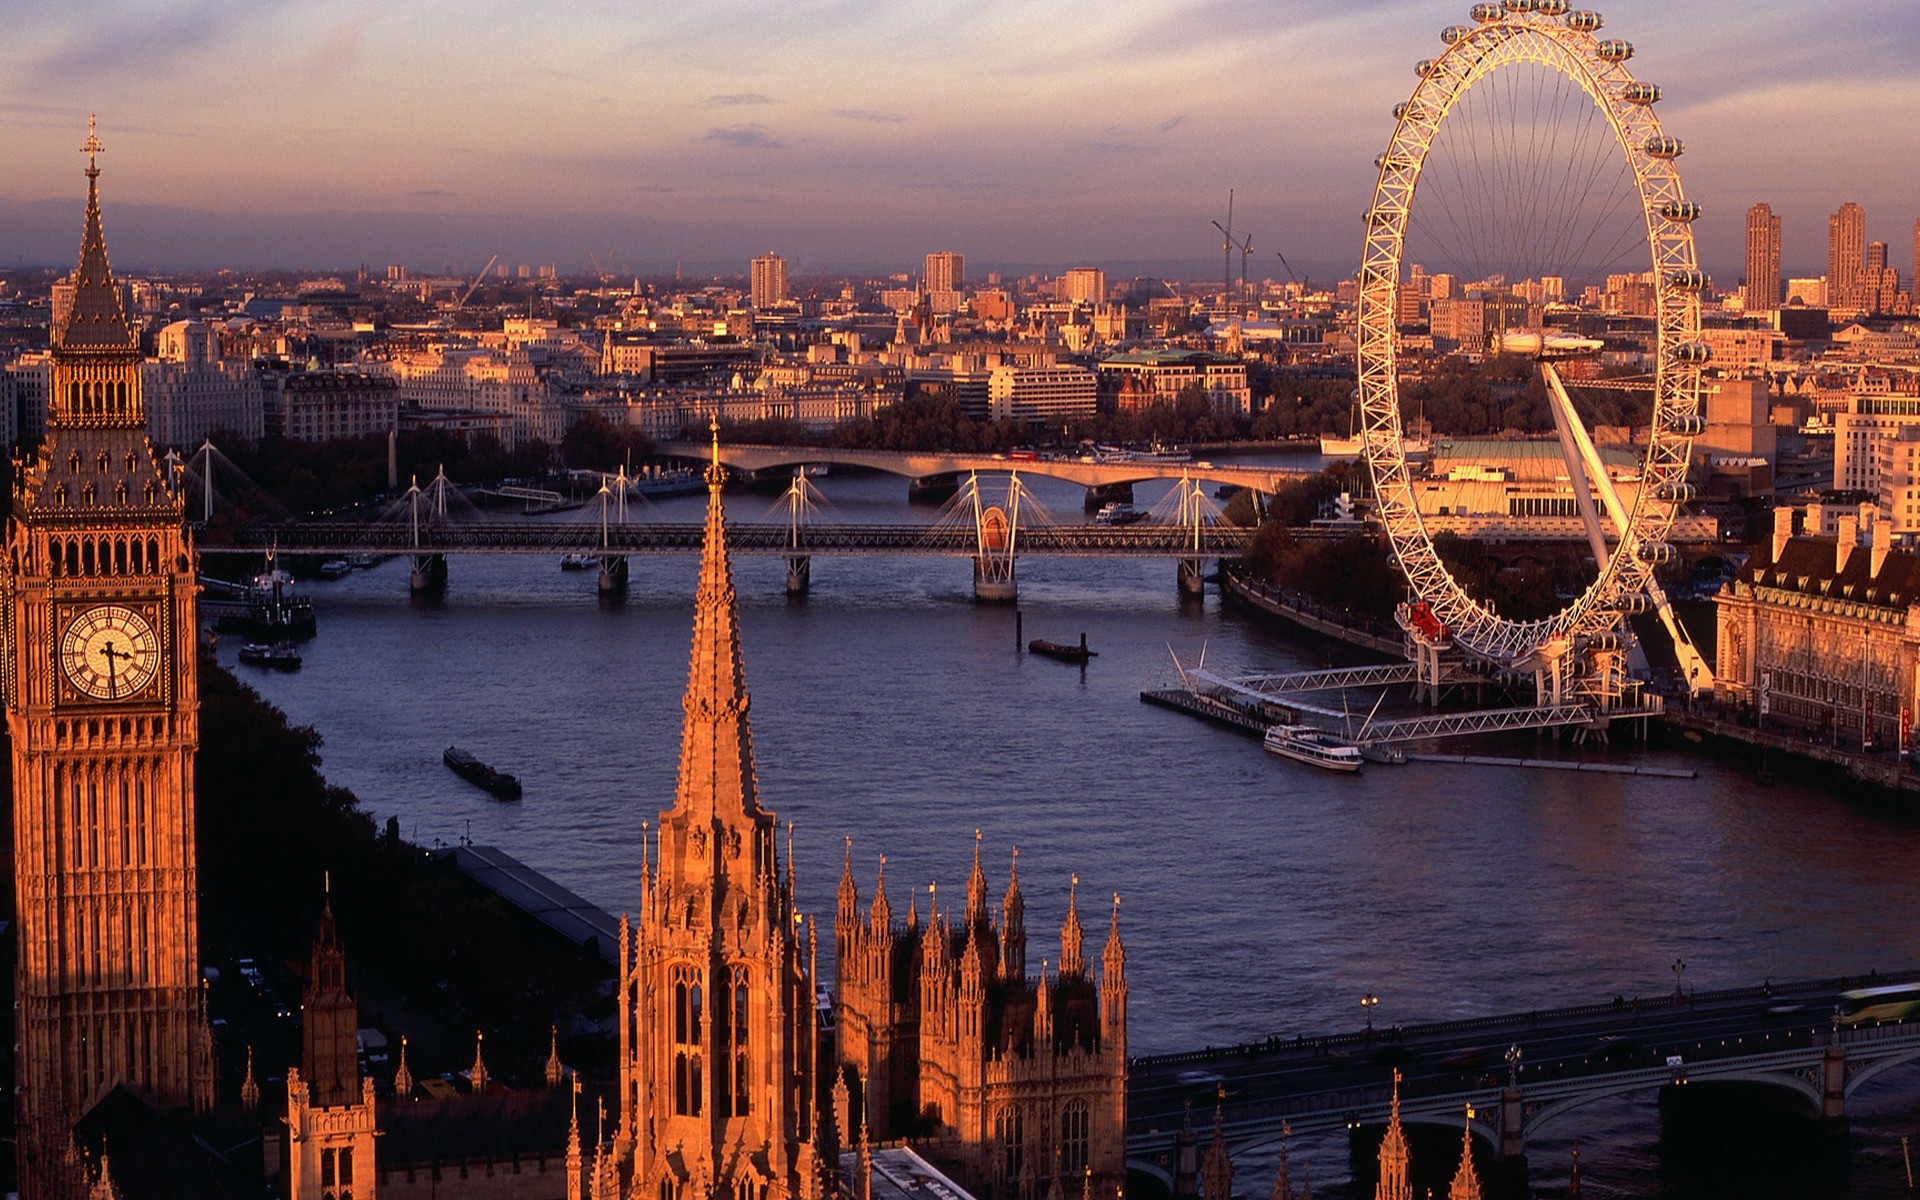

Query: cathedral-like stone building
[5,120,215,1199]
[833,844,1127,1200]
[600,439,826,1200]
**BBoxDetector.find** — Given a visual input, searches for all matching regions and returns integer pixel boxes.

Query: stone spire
[469,1031,489,1094]
[547,1025,564,1088]
[1002,845,1026,980]
[1060,873,1085,977]
[301,896,360,1108]
[871,855,892,933]
[838,837,860,930]
[965,829,988,927]
[239,1046,259,1114]
[567,1078,584,1200]
[1447,1106,1481,1200]
[1098,894,1121,1021]
[57,115,138,359]
[1374,1070,1410,1200]
[1200,1092,1233,1200]
[394,1036,414,1099]
[670,419,763,824]
[1269,1123,1293,1200]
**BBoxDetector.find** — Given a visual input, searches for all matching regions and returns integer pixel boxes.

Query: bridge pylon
[1174,473,1212,598]
[597,469,630,598]
[408,469,452,595]
[783,474,810,597]
[967,472,1021,604]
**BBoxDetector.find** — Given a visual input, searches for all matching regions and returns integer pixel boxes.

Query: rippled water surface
[220,471,1920,1196]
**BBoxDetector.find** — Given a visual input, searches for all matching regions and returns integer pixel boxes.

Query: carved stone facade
[1714,524,1920,747]
[5,123,213,1199]
[833,844,1126,1200]
[287,904,379,1200]
[604,445,823,1200]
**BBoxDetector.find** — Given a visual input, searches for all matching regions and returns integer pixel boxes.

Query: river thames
[219,469,1920,1198]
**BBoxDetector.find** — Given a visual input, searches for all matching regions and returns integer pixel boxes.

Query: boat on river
[238,641,302,671]
[1262,724,1363,772]
[1094,502,1147,525]
[559,553,599,571]
[1028,635,1095,664]
[443,746,523,800]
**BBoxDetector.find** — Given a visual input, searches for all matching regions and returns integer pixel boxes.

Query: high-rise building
[608,438,823,1200]
[1063,266,1107,306]
[925,251,965,294]
[750,252,788,309]
[5,120,214,1197]
[1745,202,1782,310]
[1829,202,1866,308]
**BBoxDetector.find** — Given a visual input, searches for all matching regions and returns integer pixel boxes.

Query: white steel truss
[1356,6,1703,669]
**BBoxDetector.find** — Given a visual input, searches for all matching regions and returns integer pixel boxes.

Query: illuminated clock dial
[60,605,159,701]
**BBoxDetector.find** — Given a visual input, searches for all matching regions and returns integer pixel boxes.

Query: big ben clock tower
[6,119,213,1194]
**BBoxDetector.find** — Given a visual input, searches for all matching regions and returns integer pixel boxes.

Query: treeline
[1236,465,1592,622]
[195,658,608,1081]
[204,428,553,519]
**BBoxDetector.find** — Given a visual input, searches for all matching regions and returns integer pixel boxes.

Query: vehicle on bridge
[1839,983,1920,1025]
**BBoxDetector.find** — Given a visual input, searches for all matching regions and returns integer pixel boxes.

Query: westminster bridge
[1124,970,1920,1184]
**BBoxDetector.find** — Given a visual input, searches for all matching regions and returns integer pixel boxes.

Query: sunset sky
[3,0,1916,282]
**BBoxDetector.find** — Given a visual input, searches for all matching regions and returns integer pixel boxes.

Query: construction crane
[1211,190,1239,310]
[1275,250,1309,299]
[456,254,499,309]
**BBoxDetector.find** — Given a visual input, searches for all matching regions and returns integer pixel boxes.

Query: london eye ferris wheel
[1356,1,1707,680]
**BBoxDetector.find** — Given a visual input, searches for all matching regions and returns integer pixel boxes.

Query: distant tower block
[750,252,789,309]
[1745,202,1781,310]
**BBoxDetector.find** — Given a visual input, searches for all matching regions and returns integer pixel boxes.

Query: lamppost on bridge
[1504,1044,1522,1088]
[1671,957,1687,1001]
[1361,992,1379,1035]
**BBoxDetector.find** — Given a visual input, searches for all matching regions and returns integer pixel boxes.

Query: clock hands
[98,640,135,699]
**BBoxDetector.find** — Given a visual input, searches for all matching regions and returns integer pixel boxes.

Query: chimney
[1837,513,1859,574]
[1772,508,1794,564]
[1872,518,1892,576]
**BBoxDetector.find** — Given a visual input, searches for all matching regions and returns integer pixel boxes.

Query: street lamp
[1671,957,1687,999]
[1361,992,1379,1034]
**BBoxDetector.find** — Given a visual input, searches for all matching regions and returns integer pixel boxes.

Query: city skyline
[2,1,1917,282]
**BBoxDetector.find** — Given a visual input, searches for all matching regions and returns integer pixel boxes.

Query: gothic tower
[285,901,378,1200]
[5,119,212,1196]
[612,432,820,1200]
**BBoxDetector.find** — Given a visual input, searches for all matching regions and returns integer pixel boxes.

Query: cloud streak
[700,123,789,150]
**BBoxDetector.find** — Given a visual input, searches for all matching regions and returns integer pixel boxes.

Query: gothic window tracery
[1061,1099,1089,1176]
[995,1106,1025,1189]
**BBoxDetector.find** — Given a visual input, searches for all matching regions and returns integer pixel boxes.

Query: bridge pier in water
[786,555,811,596]
[1178,558,1207,597]
[598,555,628,597]
[409,553,447,594]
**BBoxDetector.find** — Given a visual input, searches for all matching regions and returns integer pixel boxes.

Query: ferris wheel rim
[1355,7,1703,670]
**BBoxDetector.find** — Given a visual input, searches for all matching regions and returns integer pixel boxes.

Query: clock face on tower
[59,604,160,702]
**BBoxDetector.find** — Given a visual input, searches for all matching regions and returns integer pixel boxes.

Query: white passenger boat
[1262,724,1363,772]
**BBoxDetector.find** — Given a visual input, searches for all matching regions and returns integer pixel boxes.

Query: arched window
[995,1106,1024,1188]
[1061,1099,1089,1177]
[673,965,704,1116]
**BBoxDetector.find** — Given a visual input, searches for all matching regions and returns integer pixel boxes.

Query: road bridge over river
[1126,970,1920,1182]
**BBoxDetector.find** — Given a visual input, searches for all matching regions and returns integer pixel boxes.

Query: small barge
[443,746,523,801]
[1028,635,1095,664]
